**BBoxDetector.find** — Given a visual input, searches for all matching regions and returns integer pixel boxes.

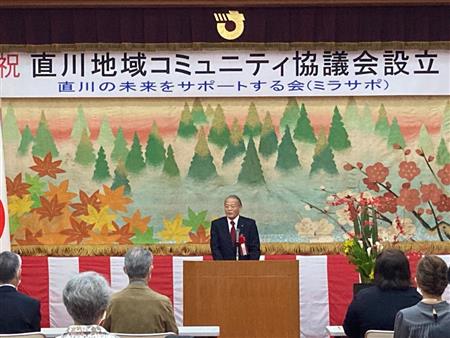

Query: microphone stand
[235,228,240,261]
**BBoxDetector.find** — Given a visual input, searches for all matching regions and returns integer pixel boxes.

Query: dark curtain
[0,6,449,48]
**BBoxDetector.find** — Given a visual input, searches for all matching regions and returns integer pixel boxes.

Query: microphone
[235,228,240,260]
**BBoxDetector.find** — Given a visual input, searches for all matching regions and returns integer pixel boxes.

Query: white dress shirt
[227,215,240,233]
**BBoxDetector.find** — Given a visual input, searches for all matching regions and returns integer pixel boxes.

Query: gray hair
[63,271,111,325]
[0,251,21,283]
[124,247,153,279]
[225,194,242,207]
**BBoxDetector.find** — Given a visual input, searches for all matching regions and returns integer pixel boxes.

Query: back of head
[124,247,153,279]
[0,251,20,284]
[416,255,448,297]
[63,271,111,325]
[374,248,411,290]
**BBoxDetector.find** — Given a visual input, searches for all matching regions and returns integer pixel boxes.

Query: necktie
[230,220,236,243]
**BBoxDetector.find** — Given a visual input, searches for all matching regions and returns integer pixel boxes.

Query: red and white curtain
[18,253,449,338]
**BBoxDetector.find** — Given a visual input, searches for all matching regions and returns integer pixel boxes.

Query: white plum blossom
[360,191,374,201]
[336,207,353,226]
[378,218,416,241]
[336,189,357,199]
[294,217,335,242]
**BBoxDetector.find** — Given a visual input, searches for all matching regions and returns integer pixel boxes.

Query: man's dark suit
[210,216,260,260]
[0,285,41,333]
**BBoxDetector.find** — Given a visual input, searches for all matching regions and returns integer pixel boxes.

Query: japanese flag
[0,109,10,252]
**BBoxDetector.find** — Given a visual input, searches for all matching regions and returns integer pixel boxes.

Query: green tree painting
[437,138,450,165]
[280,97,301,130]
[374,104,390,138]
[276,126,300,170]
[208,104,230,148]
[111,162,131,195]
[188,129,217,180]
[93,146,111,181]
[243,102,262,137]
[74,129,96,165]
[17,125,33,156]
[258,112,278,158]
[223,118,246,165]
[328,106,351,151]
[205,104,215,120]
[418,124,434,155]
[3,105,21,143]
[162,145,180,177]
[177,102,197,138]
[71,105,90,142]
[359,104,375,133]
[145,122,166,167]
[191,98,208,125]
[32,111,59,158]
[310,129,338,175]
[126,132,146,173]
[441,101,450,142]
[293,103,316,144]
[343,97,361,130]
[97,117,115,151]
[387,117,406,148]
[238,137,265,184]
[111,127,128,162]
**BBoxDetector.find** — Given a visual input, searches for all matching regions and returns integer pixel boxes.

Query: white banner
[0,50,449,97]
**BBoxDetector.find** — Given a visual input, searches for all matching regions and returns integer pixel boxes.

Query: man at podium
[210,195,260,260]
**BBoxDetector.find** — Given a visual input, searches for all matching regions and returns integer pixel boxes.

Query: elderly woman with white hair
[59,271,116,338]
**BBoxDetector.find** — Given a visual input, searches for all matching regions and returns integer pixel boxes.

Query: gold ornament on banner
[214,10,245,41]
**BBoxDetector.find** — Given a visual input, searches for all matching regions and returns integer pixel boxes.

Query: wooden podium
[183,261,299,338]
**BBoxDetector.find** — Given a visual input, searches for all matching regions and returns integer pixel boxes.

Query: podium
[183,261,299,338]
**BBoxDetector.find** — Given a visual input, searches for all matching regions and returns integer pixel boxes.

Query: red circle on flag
[0,199,5,238]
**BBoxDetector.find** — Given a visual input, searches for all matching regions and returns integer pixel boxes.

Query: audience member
[102,247,178,334]
[343,248,421,338]
[394,255,450,338]
[0,251,41,333]
[59,271,115,338]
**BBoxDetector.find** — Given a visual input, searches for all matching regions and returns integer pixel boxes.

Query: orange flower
[366,162,389,183]
[397,188,421,212]
[434,194,450,212]
[398,161,421,181]
[363,177,380,192]
[420,183,443,204]
[437,164,450,185]
[377,192,397,214]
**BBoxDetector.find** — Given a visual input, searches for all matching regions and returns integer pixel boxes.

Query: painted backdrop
[2,96,450,248]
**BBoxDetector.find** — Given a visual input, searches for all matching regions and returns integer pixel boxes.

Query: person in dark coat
[0,251,41,333]
[343,249,421,338]
[210,195,260,260]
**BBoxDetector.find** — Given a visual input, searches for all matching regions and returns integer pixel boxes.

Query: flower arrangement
[304,190,409,283]
[302,143,450,282]
[332,193,383,283]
